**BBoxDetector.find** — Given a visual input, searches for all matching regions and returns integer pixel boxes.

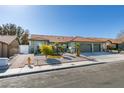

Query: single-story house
[29,35,75,54]
[0,36,20,58]
[29,34,121,53]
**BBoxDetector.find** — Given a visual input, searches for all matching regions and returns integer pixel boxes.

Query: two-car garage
[80,43,101,52]
[72,37,103,53]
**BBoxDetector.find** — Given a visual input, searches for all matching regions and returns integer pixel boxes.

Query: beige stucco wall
[0,39,19,58]
[9,39,19,57]
[0,43,8,57]
[3,44,8,57]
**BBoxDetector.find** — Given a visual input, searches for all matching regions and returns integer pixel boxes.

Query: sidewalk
[0,60,104,78]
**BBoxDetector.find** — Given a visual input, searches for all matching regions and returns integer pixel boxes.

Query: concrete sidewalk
[0,60,105,78]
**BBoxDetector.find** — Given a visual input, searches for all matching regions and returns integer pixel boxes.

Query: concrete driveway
[81,52,124,62]
[9,54,34,69]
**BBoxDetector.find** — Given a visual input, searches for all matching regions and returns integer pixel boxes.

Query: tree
[0,23,24,36]
[75,43,80,57]
[117,30,124,42]
[16,26,25,38]
[21,30,29,45]
[59,45,65,55]
[0,23,28,44]
[40,45,53,59]
[0,26,2,35]
[54,42,59,55]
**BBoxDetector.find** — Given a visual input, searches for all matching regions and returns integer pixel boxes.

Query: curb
[0,62,106,79]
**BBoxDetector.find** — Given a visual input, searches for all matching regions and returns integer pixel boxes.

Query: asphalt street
[0,61,124,88]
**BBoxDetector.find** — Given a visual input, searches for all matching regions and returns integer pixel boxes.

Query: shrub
[58,45,65,55]
[40,45,53,59]
[52,42,65,55]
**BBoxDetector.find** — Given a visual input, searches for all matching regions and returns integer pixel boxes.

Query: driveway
[9,54,34,69]
[81,52,124,62]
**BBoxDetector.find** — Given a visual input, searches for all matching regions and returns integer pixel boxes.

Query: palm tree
[76,43,80,57]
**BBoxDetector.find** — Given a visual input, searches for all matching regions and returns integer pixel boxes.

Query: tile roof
[30,34,74,42]
[108,39,122,44]
[29,35,48,41]
[73,37,122,44]
[0,35,17,45]
[72,37,107,42]
[30,34,121,44]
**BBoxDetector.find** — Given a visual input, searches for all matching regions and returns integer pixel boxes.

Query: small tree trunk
[77,49,80,57]
[45,55,47,60]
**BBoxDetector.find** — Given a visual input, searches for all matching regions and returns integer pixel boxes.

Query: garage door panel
[80,43,92,52]
[94,44,101,52]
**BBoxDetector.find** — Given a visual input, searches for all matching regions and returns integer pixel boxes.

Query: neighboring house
[0,36,20,58]
[29,34,121,53]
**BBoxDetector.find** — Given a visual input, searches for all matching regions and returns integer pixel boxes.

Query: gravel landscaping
[8,53,90,69]
[33,53,89,66]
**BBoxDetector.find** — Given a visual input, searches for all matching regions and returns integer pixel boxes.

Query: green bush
[52,42,65,55]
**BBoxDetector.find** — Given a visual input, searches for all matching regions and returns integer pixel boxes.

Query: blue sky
[0,5,124,38]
